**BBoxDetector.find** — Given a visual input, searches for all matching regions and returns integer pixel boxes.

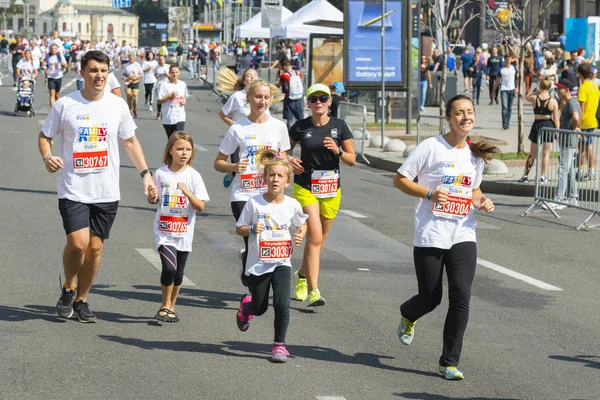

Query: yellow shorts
[292,184,341,219]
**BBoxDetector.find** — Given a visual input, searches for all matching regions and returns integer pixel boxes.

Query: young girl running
[235,150,307,363]
[148,131,210,322]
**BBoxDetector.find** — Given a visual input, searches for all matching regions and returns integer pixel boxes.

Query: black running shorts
[48,77,62,93]
[58,199,119,239]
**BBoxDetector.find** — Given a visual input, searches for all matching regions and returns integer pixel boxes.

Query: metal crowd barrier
[416,114,449,144]
[521,127,600,230]
[338,101,370,164]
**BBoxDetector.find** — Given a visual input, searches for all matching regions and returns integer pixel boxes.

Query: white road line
[316,397,347,400]
[357,268,370,271]
[135,248,196,286]
[477,258,563,291]
[193,143,208,152]
[338,209,368,218]
[62,78,77,90]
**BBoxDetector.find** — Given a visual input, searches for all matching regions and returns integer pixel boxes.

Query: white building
[6,0,139,45]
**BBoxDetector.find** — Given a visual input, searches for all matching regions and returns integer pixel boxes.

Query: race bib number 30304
[432,184,473,219]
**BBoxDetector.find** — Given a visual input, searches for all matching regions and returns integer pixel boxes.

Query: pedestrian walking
[9,36,25,86]
[518,77,559,183]
[276,60,304,129]
[460,47,474,93]
[471,50,485,105]
[38,50,156,323]
[142,51,158,112]
[523,49,534,94]
[576,63,600,181]
[496,56,518,129]
[157,64,188,139]
[147,131,210,322]
[486,47,502,104]
[235,150,308,363]
[394,94,499,380]
[288,84,356,306]
[214,80,290,288]
[420,55,433,112]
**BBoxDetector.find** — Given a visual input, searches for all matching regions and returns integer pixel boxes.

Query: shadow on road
[90,284,239,311]
[548,354,600,370]
[0,304,151,324]
[0,186,57,196]
[394,393,515,399]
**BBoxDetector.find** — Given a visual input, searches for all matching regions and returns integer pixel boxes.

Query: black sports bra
[533,96,552,116]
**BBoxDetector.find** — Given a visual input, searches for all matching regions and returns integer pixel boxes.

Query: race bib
[73,142,108,173]
[432,184,473,219]
[258,230,293,263]
[311,170,339,198]
[158,215,188,235]
[240,172,266,191]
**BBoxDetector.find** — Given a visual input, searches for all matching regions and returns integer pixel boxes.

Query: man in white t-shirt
[38,50,156,323]
[123,53,143,118]
[119,40,131,66]
[497,56,518,129]
[44,43,68,107]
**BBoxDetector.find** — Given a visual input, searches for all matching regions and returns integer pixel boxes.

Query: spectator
[270,45,289,70]
[432,48,444,73]
[460,47,474,93]
[523,49,534,94]
[471,50,485,105]
[466,41,475,55]
[576,63,599,181]
[446,47,456,74]
[591,68,600,89]
[276,60,304,129]
[1,35,9,66]
[329,84,344,118]
[176,42,184,67]
[496,56,518,129]
[576,47,594,65]
[539,56,558,97]
[419,55,433,112]
[558,50,579,96]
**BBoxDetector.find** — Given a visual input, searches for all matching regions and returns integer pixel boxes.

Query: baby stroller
[14,78,36,117]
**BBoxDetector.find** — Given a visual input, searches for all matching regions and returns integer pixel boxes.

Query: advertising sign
[485,0,522,30]
[309,34,344,87]
[112,0,131,8]
[344,0,406,89]
[169,7,189,41]
[261,0,283,29]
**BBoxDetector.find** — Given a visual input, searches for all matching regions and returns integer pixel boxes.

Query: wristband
[250,225,256,235]
[427,189,433,200]
[43,153,52,162]
[140,168,153,178]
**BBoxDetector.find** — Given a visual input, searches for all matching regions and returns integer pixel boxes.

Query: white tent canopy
[234,7,293,38]
[271,0,343,39]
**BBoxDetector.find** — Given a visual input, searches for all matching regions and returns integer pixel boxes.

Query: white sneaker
[420,107,425,112]
[149,105,153,112]
[542,202,565,210]
[568,198,579,206]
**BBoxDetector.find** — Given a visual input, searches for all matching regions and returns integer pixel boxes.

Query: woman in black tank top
[518,77,560,183]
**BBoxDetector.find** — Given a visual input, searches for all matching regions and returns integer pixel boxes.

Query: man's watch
[140,168,153,178]
[337,149,344,157]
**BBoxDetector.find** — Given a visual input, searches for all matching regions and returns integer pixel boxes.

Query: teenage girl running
[235,149,307,363]
[214,79,289,288]
[288,83,356,306]
[394,95,498,380]
[148,131,210,322]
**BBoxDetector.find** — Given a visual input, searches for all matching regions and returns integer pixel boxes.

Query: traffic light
[193,4,200,22]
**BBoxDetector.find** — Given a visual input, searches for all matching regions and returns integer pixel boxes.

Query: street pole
[380,0,385,149]
[406,0,412,136]
[268,29,272,82]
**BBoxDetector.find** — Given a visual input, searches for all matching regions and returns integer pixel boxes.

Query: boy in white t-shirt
[38,50,157,323]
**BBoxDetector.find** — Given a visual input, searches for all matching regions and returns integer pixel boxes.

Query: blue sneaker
[223,173,234,188]
[438,365,464,380]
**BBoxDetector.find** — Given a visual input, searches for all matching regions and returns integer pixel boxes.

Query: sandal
[163,309,179,323]
[154,308,171,322]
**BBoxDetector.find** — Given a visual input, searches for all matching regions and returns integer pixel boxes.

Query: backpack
[258,46,264,55]
[287,70,303,100]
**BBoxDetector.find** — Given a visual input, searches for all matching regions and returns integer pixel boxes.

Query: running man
[37,50,156,323]
[44,43,68,107]
[123,53,143,118]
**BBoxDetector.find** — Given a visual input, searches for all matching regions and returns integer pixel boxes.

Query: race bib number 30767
[73,142,109,174]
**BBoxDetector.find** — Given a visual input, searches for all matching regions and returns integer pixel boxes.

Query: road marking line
[8,130,20,133]
[63,78,77,90]
[477,258,563,291]
[339,209,367,218]
[316,397,347,400]
[135,248,196,286]
[194,143,208,152]
[357,268,370,271]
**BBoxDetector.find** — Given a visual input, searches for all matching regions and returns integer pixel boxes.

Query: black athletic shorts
[58,199,119,239]
[48,77,62,92]
[126,82,140,91]
[462,69,473,78]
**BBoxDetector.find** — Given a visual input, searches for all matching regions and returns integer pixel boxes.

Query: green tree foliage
[129,0,168,23]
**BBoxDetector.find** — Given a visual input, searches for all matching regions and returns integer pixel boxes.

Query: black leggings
[400,241,477,367]
[489,75,498,101]
[158,245,190,286]
[231,201,248,270]
[244,266,291,343]
[163,121,185,139]
[144,83,155,104]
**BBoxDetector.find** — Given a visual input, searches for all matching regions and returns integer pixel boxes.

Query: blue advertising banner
[344,0,405,89]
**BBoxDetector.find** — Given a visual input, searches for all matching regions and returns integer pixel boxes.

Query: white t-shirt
[539,64,557,85]
[46,53,67,79]
[16,59,35,79]
[500,66,517,91]
[219,116,291,202]
[142,60,158,84]
[155,64,169,90]
[237,195,308,276]
[153,165,210,252]
[41,91,137,203]
[397,136,484,249]
[31,46,41,69]
[120,45,131,59]
[158,80,188,125]
[221,90,250,123]
[124,62,143,82]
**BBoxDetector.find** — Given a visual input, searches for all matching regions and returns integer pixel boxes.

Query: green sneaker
[397,317,416,345]
[438,366,464,380]
[307,288,325,307]
[294,271,308,301]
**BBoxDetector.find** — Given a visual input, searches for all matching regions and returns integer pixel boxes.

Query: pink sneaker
[236,294,253,332]
[271,343,290,363]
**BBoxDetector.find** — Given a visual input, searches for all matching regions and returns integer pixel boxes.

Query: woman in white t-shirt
[142,51,158,112]
[157,64,188,138]
[154,55,169,120]
[219,68,260,188]
[16,49,37,81]
[394,95,498,381]
[214,79,290,288]
[147,131,210,322]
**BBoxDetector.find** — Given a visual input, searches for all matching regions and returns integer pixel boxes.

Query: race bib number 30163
[311,170,339,198]
[241,172,266,191]
[159,215,189,236]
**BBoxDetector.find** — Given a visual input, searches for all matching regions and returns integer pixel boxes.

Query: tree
[424,0,479,115]
[130,0,168,23]
[486,0,556,153]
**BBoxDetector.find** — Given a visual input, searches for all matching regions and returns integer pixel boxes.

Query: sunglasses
[308,95,329,104]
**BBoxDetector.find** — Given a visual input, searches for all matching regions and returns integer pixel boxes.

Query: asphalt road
[0,72,599,400]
